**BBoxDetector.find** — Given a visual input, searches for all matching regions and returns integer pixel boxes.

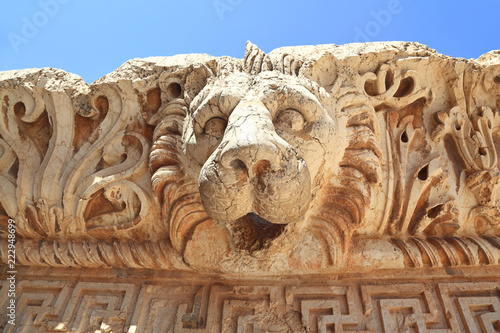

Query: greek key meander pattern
[0,276,499,332]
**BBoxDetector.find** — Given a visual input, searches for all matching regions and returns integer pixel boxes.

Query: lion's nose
[219,101,289,177]
[220,135,283,176]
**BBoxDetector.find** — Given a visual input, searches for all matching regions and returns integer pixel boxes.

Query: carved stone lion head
[150,43,378,271]
[186,70,338,224]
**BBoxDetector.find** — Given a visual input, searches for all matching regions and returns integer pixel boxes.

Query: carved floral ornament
[1,42,499,273]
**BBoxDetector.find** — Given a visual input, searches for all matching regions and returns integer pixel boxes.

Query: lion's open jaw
[228,212,286,252]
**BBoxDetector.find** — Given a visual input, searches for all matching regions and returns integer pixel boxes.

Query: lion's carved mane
[149,43,382,270]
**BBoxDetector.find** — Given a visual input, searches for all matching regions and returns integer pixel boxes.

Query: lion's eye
[204,117,227,139]
[274,109,305,131]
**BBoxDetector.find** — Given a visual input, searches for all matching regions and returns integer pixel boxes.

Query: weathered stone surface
[1,42,500,331]
[1,267,499,332]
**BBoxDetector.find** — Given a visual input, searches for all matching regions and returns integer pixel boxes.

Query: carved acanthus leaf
[0,72,156,241]
[358,61,431,110]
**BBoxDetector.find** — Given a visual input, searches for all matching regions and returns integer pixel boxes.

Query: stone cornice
[1,42,499,273]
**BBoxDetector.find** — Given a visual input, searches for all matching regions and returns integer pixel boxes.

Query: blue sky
[1,0,498,83]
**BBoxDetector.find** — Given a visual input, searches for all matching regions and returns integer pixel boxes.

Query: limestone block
[0,42,499,274]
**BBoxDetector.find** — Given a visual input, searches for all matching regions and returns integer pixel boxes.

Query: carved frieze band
[0,276,499,332]
[1,236,499,270]
[1,42,499,272]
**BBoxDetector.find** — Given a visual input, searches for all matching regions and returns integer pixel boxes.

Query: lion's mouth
[227,212,286,252]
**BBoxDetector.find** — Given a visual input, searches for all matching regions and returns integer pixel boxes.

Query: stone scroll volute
[1,43,500,273]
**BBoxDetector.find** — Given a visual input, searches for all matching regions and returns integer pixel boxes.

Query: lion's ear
[300,52,341,93]
[182,60,217,103]
[244,41,273,74]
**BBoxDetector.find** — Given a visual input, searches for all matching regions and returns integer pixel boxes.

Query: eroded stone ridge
[1,42,500,273]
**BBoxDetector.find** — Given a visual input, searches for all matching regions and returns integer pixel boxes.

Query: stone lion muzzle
[176,69,344,267]
[198,99,312,225]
